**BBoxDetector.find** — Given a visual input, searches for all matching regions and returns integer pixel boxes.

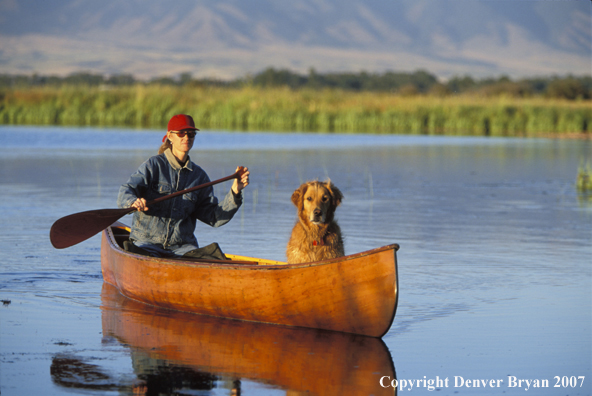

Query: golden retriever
[286,180,344,263]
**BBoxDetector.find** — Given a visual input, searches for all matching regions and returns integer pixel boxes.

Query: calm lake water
[1,126,590,395]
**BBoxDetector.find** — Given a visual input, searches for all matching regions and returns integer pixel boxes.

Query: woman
[117,114,250,258]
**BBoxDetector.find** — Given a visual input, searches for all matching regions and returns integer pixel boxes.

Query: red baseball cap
[167,114,199,132]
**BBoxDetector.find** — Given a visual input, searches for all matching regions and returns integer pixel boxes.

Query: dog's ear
[291,184,306,207]
[326,180,343,207]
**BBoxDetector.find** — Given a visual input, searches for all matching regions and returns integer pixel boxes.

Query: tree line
[1,68,590,100]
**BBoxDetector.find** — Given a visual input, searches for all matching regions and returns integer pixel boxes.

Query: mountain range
[0,0,590,80]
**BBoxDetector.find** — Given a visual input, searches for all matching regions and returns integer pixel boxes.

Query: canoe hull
[101,224,399,337]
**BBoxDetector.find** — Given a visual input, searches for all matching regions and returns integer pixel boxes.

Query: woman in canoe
[117,114,250,258]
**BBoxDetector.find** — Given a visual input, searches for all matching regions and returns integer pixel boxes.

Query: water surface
[1,126,590,395]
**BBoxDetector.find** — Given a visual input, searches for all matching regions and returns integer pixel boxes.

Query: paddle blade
[50,208,134,249]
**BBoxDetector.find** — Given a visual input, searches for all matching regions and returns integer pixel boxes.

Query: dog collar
[313,238,326,247]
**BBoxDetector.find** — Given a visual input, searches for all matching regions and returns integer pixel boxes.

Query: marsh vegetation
[1,70,590,137]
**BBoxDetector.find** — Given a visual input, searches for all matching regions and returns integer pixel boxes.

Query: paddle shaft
[147,171,240,206]
[50,171,240,249]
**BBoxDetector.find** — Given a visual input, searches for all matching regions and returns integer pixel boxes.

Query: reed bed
[1,85,590,136]
[577,161,592,193]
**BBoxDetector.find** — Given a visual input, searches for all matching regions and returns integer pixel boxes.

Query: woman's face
[168,129,195,154]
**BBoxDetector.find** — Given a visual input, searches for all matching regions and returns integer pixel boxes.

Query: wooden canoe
[101,222,399,337]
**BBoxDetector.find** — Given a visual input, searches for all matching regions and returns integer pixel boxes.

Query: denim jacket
[117,149,242,248]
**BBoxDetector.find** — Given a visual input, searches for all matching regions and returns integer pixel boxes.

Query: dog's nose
[313,208,321,216]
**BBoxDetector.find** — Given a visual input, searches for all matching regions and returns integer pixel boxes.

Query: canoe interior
[109,222,286,266]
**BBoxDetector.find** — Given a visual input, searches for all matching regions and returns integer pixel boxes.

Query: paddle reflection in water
[96,282,396,395]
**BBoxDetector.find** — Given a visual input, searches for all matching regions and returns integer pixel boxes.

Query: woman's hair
[158,136,172,154]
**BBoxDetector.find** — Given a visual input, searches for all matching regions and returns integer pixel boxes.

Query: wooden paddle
[50,172,240,249]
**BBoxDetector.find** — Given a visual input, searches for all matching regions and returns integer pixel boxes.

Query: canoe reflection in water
[92,282,397,395]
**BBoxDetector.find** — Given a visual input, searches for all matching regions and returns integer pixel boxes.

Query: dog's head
[291,180,343,226]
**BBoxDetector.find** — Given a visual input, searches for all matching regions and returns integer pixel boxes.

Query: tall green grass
[577,161,592,193]
[1,85,590,136]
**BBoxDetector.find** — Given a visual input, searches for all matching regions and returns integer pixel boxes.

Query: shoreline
[0,123,589,140]
[525,132,590,140]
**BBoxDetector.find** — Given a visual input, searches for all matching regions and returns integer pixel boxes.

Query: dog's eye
[306,196,312,201]
[322,196,329,202]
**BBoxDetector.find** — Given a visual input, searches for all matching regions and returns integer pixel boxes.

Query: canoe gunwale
[106,224,399,270]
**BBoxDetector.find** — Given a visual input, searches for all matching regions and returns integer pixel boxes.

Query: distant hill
[0,0,589,80]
